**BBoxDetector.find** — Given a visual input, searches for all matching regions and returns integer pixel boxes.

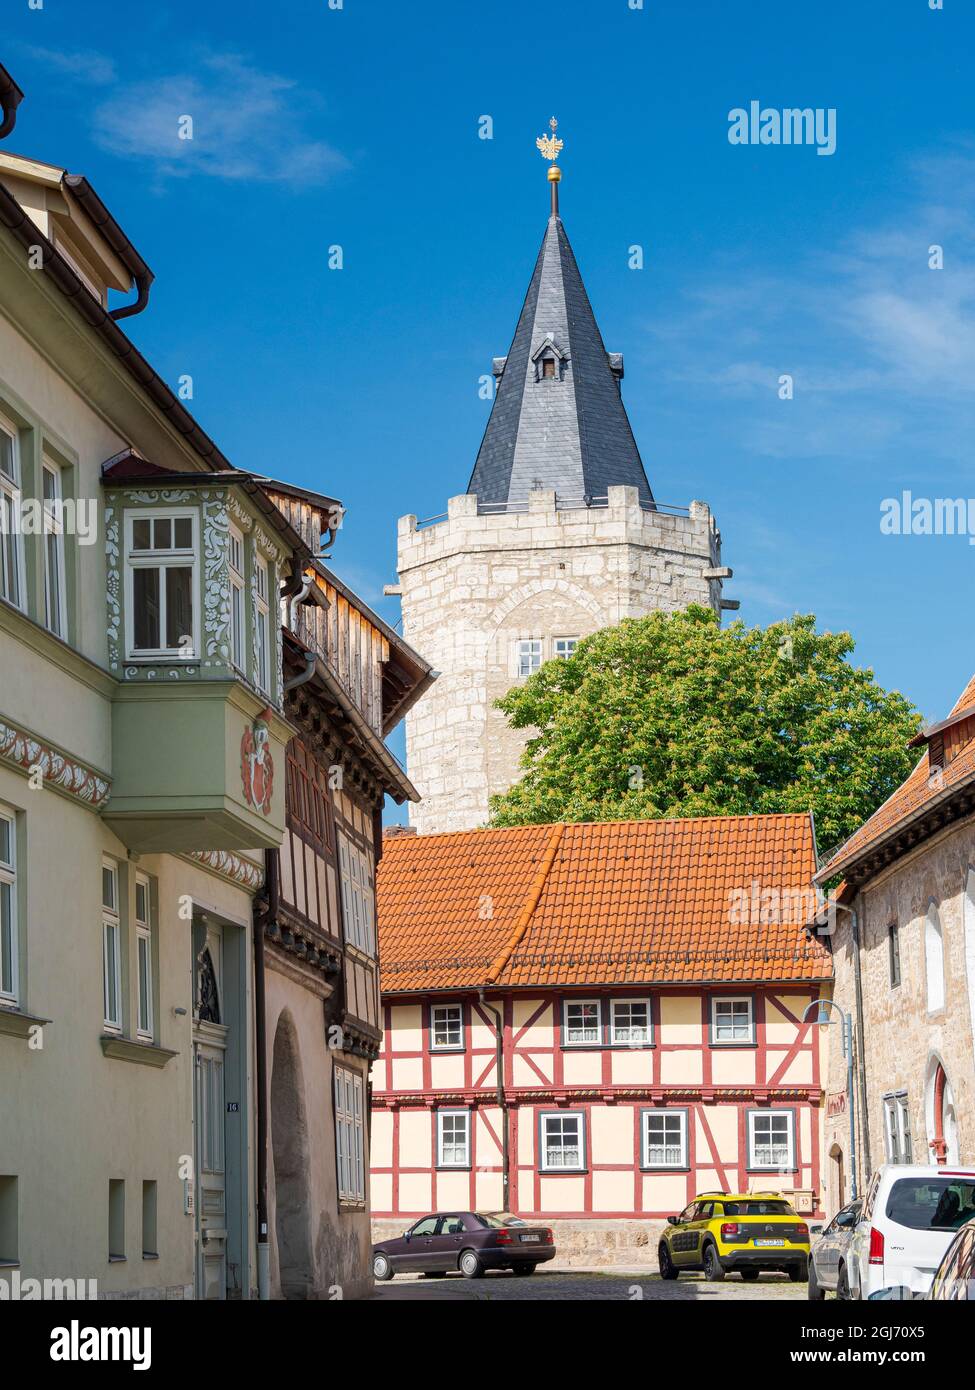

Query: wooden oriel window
[285,739,334,850]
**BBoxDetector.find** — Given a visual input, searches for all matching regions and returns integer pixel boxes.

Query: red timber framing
[371,985,825,1220]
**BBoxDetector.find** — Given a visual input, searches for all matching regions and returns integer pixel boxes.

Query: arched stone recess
[924,1053,958,1166]
[483,579,605,803]
[271,1009,315,1299]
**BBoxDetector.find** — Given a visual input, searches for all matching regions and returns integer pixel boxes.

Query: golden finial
[536,116,563,163]
[536,117,563,217]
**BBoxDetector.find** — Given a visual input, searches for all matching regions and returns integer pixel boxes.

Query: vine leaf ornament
[536,116,563,163]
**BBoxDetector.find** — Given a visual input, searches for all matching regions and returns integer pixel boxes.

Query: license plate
[754,1239,784,1247]
[520,1234,541,1243]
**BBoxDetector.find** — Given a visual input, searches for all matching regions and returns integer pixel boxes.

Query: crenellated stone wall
[396,486,727,835]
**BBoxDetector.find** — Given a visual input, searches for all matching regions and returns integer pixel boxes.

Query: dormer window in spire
[532,335,567,384]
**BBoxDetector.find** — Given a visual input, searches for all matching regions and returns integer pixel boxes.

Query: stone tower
[392,132,734,835]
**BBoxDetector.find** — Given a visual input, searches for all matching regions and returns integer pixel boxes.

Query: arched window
[925,903,945,1013]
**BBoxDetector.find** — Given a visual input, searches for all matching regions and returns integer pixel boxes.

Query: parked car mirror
[668,1215,680,1225]
[810,1224,824,1235]
[835,1211,855,1228]
[868,1286,916,1301]
[402,1231,411,1240]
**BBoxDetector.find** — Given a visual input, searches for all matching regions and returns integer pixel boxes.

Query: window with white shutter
[334,1065,365,1203]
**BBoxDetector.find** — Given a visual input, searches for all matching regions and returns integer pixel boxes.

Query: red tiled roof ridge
[381,809,814,848]
[484,822,566,984]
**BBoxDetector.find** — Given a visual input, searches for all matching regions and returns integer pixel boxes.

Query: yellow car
[658,1191,810,1283]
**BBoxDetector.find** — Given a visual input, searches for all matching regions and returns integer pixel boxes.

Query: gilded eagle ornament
[536,116,563,163]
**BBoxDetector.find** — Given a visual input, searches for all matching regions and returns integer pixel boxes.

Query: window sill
[709,1041,757,1049]
[142,1252,159,1261]
[429,1046,465,1055]
[640,1165,690,1174]
[538,1168,588,1177]
[561,1042,655,1051]
[100,1035,178,1069]
[435,1164,472,1173]
[0,1006,51,1040]
[108,1255,127,1263]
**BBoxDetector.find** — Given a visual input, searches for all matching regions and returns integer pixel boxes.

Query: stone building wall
[823,814,975,1210]
[397,486,726,835]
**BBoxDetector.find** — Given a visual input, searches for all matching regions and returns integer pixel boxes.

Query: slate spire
[467,128,654,510]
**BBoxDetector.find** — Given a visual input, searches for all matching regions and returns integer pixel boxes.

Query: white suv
[848,1165,975,1299]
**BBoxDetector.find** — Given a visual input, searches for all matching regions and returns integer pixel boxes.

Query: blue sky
[5,0,973,804]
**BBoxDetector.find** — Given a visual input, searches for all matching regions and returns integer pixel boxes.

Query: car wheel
[702,1243,726,1282]
[658,1243,679,1280]
[740,1268,760,1283]
[789,1257,809,1283]
[837,1263,851,1301]
[373,1253,394,1282]
[513,1264,537,1277]
[460,1249,485,1279]
[807,1260,825,1301]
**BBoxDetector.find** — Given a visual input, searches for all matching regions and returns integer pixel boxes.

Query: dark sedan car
[373,1211,556,1280]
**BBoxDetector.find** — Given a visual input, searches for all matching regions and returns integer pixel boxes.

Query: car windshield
[473,1212,528,1228]
[886,1179,975,1231]
[722,1201,795,1217]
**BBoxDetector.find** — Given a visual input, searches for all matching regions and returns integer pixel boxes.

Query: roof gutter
[0,65,24,140]
[63,173,155,320]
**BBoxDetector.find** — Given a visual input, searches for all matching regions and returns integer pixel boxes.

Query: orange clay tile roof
[818,672,975,881]
[377,813,830,993]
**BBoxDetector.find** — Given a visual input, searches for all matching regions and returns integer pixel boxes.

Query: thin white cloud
[19,44,117,86]
[640,148,975,461]
[90,53,348,185]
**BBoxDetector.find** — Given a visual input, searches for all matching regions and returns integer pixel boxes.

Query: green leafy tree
[489,607,922,853]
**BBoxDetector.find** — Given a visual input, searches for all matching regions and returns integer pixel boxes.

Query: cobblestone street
[371,1270,811,1301]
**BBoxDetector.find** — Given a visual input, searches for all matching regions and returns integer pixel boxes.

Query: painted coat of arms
[241,713,274,816]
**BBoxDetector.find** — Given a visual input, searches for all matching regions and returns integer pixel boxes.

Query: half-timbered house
[257,485,433,1298]
[371,814,832,1262]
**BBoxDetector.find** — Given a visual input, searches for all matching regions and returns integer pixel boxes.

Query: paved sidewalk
[371,1269,810,1301]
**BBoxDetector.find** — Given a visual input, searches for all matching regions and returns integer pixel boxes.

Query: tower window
[542,358,556,379]
[516,640,542,677]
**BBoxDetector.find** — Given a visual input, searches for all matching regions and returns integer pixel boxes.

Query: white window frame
[642,1109,688,1169]
[430,1003,464,1051]
[610,998,651,1045]
[255,554,270,694]
[135,872,153,1041]
[748,1109,795,1171]
[883,1092,912,1164]
[334,1065,365,1203]
[0,412,26,613]
[229,524,245,672]
[563,998,601,1046]
[42,458,67,639]
[711,995,754,1044]
[124,507,199,660]
[338,835,375,956]
[436,1109,471,1168]
[553,636,578,660]
[516,638,542,678]
[539,1111,585,1173]
[0,807,18,1005]
[102,859,122,1032]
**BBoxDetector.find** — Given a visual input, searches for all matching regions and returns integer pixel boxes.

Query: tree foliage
[489,607,922,854]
